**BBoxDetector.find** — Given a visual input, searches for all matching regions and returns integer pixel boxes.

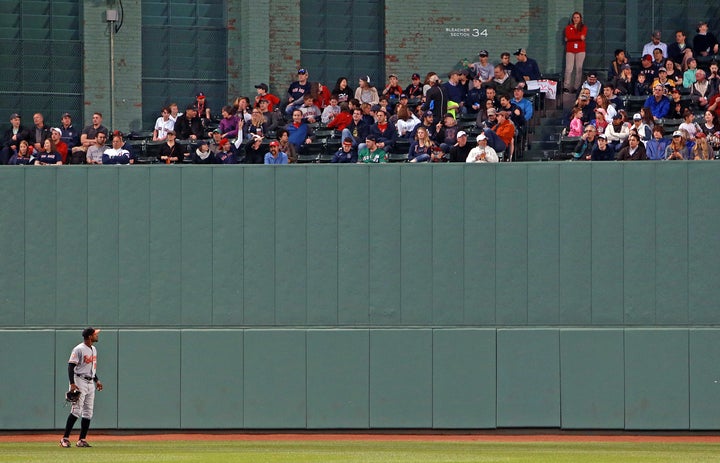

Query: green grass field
[2,440,720,463]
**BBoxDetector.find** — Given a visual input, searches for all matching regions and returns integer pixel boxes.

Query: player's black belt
[77,375,94,382]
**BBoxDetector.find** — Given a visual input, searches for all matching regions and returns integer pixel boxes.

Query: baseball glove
[65,389,81,404]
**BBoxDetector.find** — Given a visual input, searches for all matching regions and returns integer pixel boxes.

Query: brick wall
[268,0,301,100]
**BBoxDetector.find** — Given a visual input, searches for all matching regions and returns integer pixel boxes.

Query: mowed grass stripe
[1,441,720,463]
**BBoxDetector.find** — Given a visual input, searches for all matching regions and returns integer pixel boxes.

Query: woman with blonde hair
[693,133,712,160]
[665,130,690,160]
[408,126,436,163]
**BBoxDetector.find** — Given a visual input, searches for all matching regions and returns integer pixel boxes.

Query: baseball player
[60,327,103,448]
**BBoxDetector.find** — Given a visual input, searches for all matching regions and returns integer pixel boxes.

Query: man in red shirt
[50,127,69,163]
[254,83,280,111]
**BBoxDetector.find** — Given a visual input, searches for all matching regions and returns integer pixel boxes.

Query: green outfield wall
[1,163,720,430]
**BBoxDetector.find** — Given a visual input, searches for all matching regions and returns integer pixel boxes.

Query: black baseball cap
[82,327,101,338]
[254,83,269,91]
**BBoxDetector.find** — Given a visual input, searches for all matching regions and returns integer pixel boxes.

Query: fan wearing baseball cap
[642,30,668,59]
[264,140,288,164]
[404,73,424,99]
[285,68,312,114]
[253,83,280,111]
[466,132,498,163]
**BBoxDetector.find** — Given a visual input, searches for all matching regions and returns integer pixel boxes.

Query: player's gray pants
[71,376,95,420]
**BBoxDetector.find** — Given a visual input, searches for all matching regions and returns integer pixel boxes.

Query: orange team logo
[83,354,97,367]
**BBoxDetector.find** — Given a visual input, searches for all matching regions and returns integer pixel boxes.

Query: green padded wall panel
[307,329,369,428]
[0,169,25,325]
[306,167,340,324]
[54,329,119,430]
[0,330,54,428]
[590,164,624,324]
[497,329,560,427]
[527,164,560,325]
[118,330,181,428]
[149,168,182,325]
[622,164,656,324]
[560,329,624,428]
[368,165,401,325]
[243,330,306,428]
[625,329,689,429]
[558,164,592,324]
[242,168,276,325]
[275,167,308,324]
[399,167,433,325]
[181,330,243,428]
[118,168,151,325]
[433,329,496,428]
[432,165,465,324]
[495,165,528,324]
[211,168,244,325]
[56,168,88,325]
[180,167,214,326]
[463,166,496,324]
[370,329,432,427]
[689,329,720,429]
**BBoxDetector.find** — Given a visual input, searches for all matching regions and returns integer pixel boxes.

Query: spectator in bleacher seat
[480,107,498,130]
[367,108,397,153]
[215,137,238,164]
[217,105,241,140]
[690,69,716,110]
[101,133,130,165]
[264,140,288,165]
[645,126,670,160]
[310,82,332,109]
[286,109,313,151]
[407,126,435,163]
[404,73,423,100]
[595,94,616,120]
[605,113,630,152]
[608,49,629,82]
[28,113,51,154]
[59,113,79,154]
[285,68,312,114]
[357,135,388,163]
[466,76,484,115]
[491,65,518,100]
[591,134,614,161]
[707,62,720,94]
[380,74,403,103]
[614,64,634,96]
[411,110,437,142]
[602,83,624,110]
[499,95,524,129]
[276,128,297,164]
[693,21,719,58]
[74,112,108,157]
[668,31,694,71]
[355,75,380,106]
[652,67,676,93]
[499,52,515,77]
[174,105,204,141]
[638,55,658,82]
[395,104,420,139]
[665,130,691,160]
[683,58,698,88]
[667,87,689,120]
[8,139,33,165]
[651,48,666,70]
[361,103,375,126]
[633,73,652,96]
[572,124,597,160]
[700,110,719,137]
[442,70,467,114]
[512,48,541,83]
[299,94,321,124]
[157,130,184,164]
[580,72,602,98]
[466,133,499,163]
[511,86,533,123]
[567,107,584,137]
[242,134,265,164]
[631,113,652,144]
[342,108,370,147]
[573,93,594,124]
[644,84,671,121]
[617,133,647,160]
[471,50,495,86]
[664,59,683,87]
[642,30,668,59]
[245,107,268,139]
[253,83,280,112]
[563,11,588,94]
[493,111,515,160]
[422,74,449,119]
[331,137,358,164]
[33,138,62,165]
[331,77,354,104]
[448,130,473,163]
[232,96,253,123]
[592,107,609,133]
[692,132,712,159]
[49,127,68,164]
[327,102,352,132]
[85,132,106,165]
[189,141,215,164]
[679,108,702,140]
[321,95,341,125]
[195,92,211,122]
[435,113,459,153]
[168,103,180,122]
[153,107,174,142]
[1,113,29,165]
[378,97,392,117]
[258,99,283,132]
